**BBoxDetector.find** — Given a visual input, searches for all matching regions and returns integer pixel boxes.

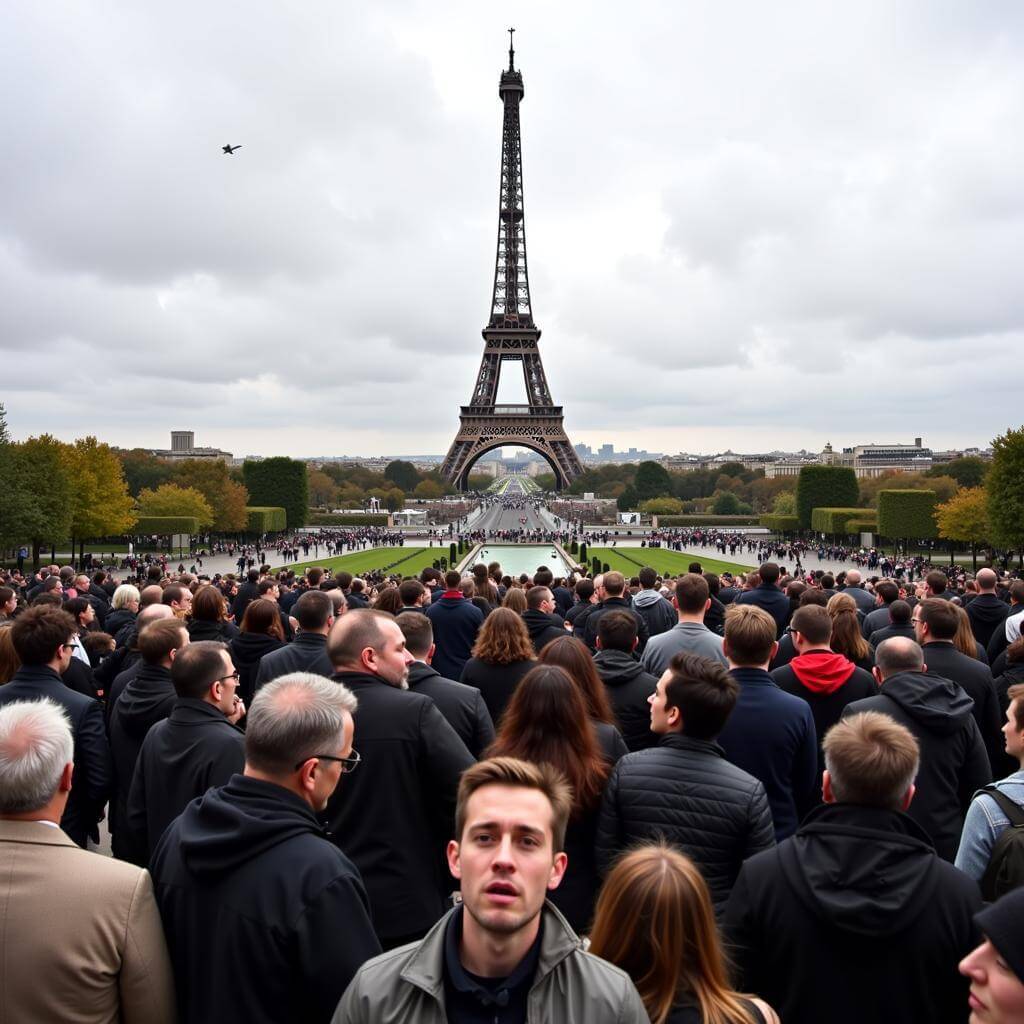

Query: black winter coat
[521,609,567,654]
[103,607,135,639]
[126,698,245,864]
[323,671,475,942]
[724,803,981,1024]
[593,648,659,752]
[966,592,1010,649]
[151,775,380,1024]
[632,590,677,638]
[229,631,285,703]
[187,618,239,643]
[254,631,329,689]
[582,596,650,653]
[596,734,775,913]
[407,661,495,758]
[459,656,535,726]
[0,666,112,847]
[844,671,992,860]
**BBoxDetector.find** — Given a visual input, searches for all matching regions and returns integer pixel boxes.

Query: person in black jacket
[867,598,917,650]
[0,606,112,847]
[323,610,475,949]
[844,636,991,861]
[230,567,261,623]
[230,598,286,704]
[459,607,536,726]
[725,710,981,1024]
[596,650,775,915]
[150,673,380,1024]
[108,617,188,859]
[126,639,246,865]
[521,586,567,653]
[255,590,337,689]
[733,562,791,638]
[396,611,495,758]
[632,567,676,639]
[914,598,1003,775]
[582,572,650,654]
[965,568,1010,649]
[594,609,659,752]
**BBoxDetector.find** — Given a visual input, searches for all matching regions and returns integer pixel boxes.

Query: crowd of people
[1,552,1024,1022]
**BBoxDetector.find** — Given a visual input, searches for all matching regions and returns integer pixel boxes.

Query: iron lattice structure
[441,37,584,491]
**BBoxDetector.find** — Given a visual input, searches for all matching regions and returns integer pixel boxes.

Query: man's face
[911,607,926,643]
[1003,701,1024,762]
[58,637,74,671]
[175,591,193,616]
[211,650,239,716]
[448,784,566,938]
[648,671,677,734]
[3,593,17,615]
[368,620,414,688]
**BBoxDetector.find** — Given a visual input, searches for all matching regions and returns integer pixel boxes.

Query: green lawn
[277,547,445,577]
[586,547,754,578]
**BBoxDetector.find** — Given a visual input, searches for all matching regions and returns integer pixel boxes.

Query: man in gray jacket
[334,757,649,1024]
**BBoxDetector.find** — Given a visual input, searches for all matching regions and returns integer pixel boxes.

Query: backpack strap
[983,785,1024,827]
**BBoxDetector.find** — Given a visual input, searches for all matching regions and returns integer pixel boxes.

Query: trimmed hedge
[761,515,800,533]
[656,515,762,527]
[810,507,877,534]
[796,465,859,528]
[242,457,309,529]
[308,513,389,526]
[845,519,876,534]
[134,516,199,535]
[877,490,938,540]
[245,506,287,533]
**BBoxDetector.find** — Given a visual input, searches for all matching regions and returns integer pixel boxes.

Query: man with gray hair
[150,672,380,1024]
[843,636,991,861]
[0,699,175,1023]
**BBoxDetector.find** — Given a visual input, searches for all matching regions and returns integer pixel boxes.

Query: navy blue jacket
[734,584,791,638]
[718,667,819,841]
[425,593,484,681]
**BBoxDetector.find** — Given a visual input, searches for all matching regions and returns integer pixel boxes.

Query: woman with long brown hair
[826,593,873,671]
[590,844,778,1024]
[187,584,240,642]
[538,634,628,762]
[953,604,987,661]
[501,587,528,613]
[230,598,286,704]
[487,664,611,933]
[460,606,535,724]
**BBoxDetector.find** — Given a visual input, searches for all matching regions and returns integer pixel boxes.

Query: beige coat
[0,820,175,1024]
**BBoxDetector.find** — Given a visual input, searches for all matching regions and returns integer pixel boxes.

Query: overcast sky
[4,1,1023,461]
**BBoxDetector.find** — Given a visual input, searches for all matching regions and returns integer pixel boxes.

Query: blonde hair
[823,711,919,810]
[590,844,759,1024]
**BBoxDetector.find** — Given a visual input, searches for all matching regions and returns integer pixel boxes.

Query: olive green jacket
[333,901,650,1024]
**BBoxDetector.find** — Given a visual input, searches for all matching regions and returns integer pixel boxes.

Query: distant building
[150,431,232,462]
[820,438,933,478]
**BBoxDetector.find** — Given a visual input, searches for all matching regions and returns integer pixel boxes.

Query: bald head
[137,603,174,630]
[139,585,164,608]
[875,637,925,680]
[976,569,997,593]
[846,570,862,586]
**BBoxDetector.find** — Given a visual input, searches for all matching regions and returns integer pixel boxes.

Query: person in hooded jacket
[965,568,1011,649]
[843,636,991,861]
[772,605,876,777]
[230,597,286,705]
[594,609,659,752]
[521,586,567,653]
[724,710,981,1024]
[150,672,380,1024]
[108,618,188,859]
[633,567,677,639]
[125,640,246,865]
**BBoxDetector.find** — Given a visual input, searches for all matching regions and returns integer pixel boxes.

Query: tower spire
[508,26,515,70]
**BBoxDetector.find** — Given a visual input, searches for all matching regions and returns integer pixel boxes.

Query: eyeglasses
[293,749,361,773]
[211,670,241,686]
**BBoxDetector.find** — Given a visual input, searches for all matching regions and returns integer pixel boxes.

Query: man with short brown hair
[641,573,726,676]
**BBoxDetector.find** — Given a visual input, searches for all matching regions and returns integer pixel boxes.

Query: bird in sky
[222,144,242,154]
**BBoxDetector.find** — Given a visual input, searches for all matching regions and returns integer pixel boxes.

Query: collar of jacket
[0,819,79,849]
[331,670,389,689]
[400,900,581,1005]
[9,665,64,687]
[442,590,464,600]
[730,666,778,688]
[657,732,726,758]
[170,697,236,724]
[796,800,934,847]
[407,662,440,684]
[293,631,327,648]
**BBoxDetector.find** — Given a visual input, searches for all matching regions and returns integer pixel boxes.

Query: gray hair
[0,700,74,813]
[875,636,925,679]
[112,584,141,610]
[245,672,357,775]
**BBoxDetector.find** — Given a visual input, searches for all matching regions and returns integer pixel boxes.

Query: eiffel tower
[441,32,584,490]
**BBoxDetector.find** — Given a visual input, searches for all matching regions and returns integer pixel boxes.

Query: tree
[384,460,420,492]
[137,484,214,531]
[796,465,859,528]
[466,474,493,491]
[383,488,405,512]
[61,437,137,563]
[712,491,749,515]
[986,425,1024,555]
[616,484,639,512]
[174,459,249,532]
[860,471,957,508]
[117,448,175,497]
[634,461,672,502]
[928,457,988,489]
[243,457,309,529]
[937,487,990,570]
[877,490,938,547]
[772,491,796,515]
[640,497,684,515]
[414,479,444,500]
[307,469,338,509]
[1,435,73,565]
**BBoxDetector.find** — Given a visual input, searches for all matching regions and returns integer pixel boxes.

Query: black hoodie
[966,592,1010,649]
[229,630,285,703]
[521,608,566,654]
[107,662,176,857]
[150,774,380,1024]
[593,648,659,752]
[725,803,981,1024]
[844,670,992,860]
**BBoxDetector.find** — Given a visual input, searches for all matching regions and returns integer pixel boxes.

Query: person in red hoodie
[771,605,877,777]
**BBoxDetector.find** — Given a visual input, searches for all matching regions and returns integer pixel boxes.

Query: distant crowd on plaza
[2,550,1024,1022]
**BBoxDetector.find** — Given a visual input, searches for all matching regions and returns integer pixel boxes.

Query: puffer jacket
[632,589,676,638]
[332,902,649,1024]
[595,733,775,913]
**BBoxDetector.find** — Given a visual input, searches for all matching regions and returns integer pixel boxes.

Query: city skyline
[5,3,1024,462]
